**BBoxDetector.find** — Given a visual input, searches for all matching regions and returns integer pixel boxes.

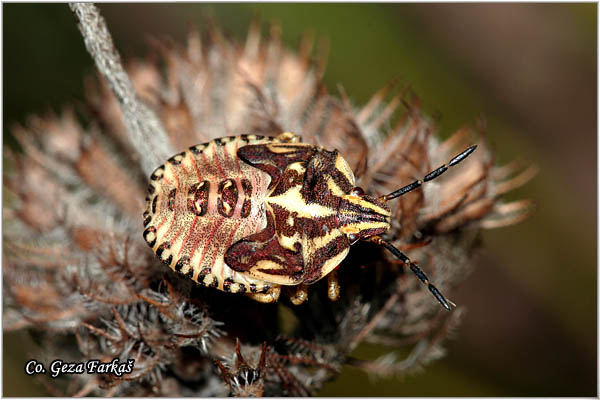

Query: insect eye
[351,187,365,196]
[348,233,359,245]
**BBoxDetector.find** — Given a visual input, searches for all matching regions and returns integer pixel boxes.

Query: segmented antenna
[368,145,477,310]
[369,236,454,311]
[379,145,477,202]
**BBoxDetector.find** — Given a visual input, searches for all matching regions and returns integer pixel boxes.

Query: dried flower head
[3,4,534,396]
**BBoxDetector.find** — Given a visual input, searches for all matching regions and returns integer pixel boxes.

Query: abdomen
[143,135,273,293]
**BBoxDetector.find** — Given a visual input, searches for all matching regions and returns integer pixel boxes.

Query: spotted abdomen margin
[143,135,274,294]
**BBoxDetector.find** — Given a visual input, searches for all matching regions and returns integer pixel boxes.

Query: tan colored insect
[143,132,476,308]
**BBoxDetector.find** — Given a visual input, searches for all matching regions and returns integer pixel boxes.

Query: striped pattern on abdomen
[143,135,275,293]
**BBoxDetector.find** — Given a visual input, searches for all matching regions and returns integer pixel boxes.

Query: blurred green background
[3,3,596,396]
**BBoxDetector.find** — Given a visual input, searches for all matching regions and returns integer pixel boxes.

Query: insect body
[143,132,476,308]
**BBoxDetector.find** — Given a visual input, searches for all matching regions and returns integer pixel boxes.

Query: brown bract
[3,17,533,396]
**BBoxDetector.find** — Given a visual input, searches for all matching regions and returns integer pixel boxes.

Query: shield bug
[143,132,476,309]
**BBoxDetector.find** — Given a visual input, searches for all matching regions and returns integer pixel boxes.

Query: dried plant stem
[5,5,533,395]
[69,3,173,174]
[349,291,400,350]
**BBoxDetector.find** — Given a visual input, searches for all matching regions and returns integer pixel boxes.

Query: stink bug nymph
[143,132,476,309]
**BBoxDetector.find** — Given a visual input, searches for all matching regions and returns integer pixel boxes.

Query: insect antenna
[379,145,477,202]
[368,236,454,311]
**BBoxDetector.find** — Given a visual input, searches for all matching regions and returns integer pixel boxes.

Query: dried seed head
[4,7,533,396]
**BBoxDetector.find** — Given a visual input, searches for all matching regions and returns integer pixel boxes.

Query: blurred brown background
[3,3,596,396]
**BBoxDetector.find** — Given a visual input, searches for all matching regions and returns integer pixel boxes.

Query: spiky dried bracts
[3,9,533,396]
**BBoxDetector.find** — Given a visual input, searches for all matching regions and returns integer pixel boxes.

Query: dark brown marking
[270,203,339,245]
[197,267,211,285]
[168,151,186,165]
[241,178,252,218]
[150,166,164,181]
[217,179,238,218]
[241,200,252,219]
[190,145,205,155]
[147,183,155,195]
[210,276,219,288]
[168,189,177,212]
[241,134,264,142]
[304,235,349,284]
[250,283,257,293]
[197,274,206,286]
[300,149,353,205]
[270,162,304,197]
[156,242,173,266]
[151,196,158,214]
[156,241,169,257]
[237,143,317,190]
[241,178,252,194]
[143,212,152,227]
[230,145,362,284]
[237,283,247,294]
[223,278,234,292]
[215,137,233,146]
[185,265,194,280]
[188,181,209,216]
[143,226,157,247]
[225,212,304,282]
[175,256,190,272]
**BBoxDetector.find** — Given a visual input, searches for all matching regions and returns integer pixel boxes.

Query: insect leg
[327,270,340,301]
[288,285,309,305]
[245,285,282,303]
[369,236,453,311]
[275,132,301,143]
[379,145,477,202]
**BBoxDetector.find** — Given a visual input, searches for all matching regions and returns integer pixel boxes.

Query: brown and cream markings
[144,132,476,308]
